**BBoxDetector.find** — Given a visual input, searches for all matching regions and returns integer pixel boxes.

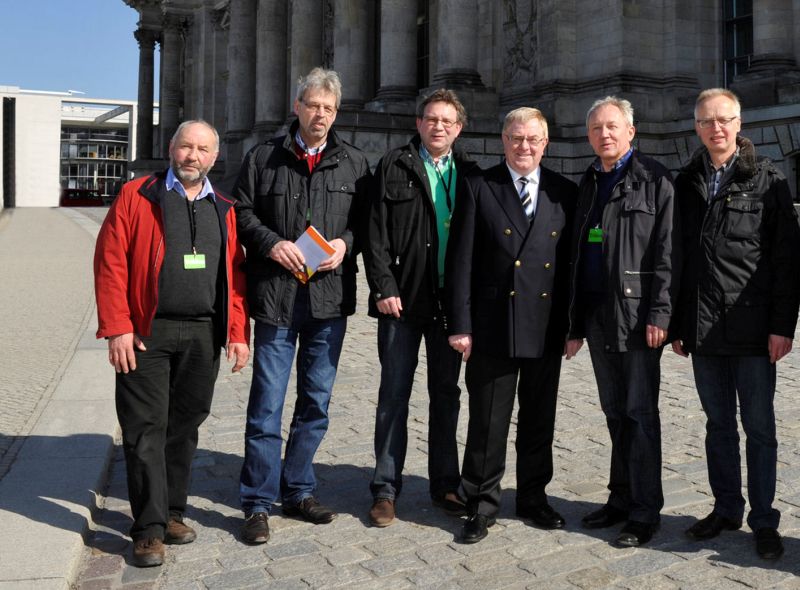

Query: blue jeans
[370,316,462,500]
[586,306,664,524]
[691,354,779,530]
[239,289,347,514]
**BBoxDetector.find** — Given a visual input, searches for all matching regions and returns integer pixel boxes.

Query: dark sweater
[156,190,222,319]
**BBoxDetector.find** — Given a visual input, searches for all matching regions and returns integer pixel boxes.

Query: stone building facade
[123,0,800,197]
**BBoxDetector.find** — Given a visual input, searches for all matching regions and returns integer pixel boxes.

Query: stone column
[226,0,257,165]
[332,0,371,109]
[289,0,324,108]
[159,14,183,156]
[431,0,484,87]
[134,27,158,160]
[369,0,417,111]
[211,8,229,135]
[255,0,288,133]
[183,15,196,120]
[731,0,799,105]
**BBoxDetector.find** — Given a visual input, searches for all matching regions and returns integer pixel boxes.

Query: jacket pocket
[722,196,762,239]
[621,276,652,333]
[326,180,356,217]
[384,181,419,230]
[723,291,768,344]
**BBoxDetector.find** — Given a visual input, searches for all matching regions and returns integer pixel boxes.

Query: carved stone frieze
[503,0,537,86]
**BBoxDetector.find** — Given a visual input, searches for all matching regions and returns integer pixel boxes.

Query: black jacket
[233,122,372,326]
[673,136,800,355]
[446,163,577,358]
[363,136,478,322]
[568,150,679,351]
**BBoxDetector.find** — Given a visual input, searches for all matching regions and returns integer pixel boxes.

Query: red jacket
[94,172,249,345]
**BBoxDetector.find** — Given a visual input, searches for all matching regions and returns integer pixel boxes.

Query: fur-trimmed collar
[683,135,757,179]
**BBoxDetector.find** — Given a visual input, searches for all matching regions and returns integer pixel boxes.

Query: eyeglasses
[302,100,337,117]
[696,116,739,129]
[506,135,546,147]
[422,116,459,129]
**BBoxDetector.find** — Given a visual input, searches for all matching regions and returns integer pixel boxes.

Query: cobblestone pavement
[0,208,97,478]
[75,266,800,589]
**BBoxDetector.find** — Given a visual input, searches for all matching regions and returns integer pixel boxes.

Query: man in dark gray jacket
[233,67,371,545]
[566,96,678,548]
[363,89,476,527]
[672,88,800,560]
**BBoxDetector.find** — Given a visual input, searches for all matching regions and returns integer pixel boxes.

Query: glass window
[723,0,753,86]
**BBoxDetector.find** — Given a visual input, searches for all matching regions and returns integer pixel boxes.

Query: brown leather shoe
[369,498,396,527]
[131,537,165,567]
[165,517,197,544]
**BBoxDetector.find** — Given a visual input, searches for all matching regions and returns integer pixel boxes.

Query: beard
[171,159,209,185]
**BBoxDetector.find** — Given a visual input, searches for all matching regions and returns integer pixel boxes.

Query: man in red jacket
[94,120,249,567]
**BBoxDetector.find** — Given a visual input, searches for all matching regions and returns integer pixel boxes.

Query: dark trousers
[585,307,663,524]
[692,354,779,530]
[370,316,462,500]
[460,349,561,518]
[115,318,220,541]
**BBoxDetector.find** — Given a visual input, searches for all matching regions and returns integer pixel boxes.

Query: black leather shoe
[283,496,337,524]
[240,512,270,544]
[754,528,784,560]
[516,503,565,529]
[581,505,628,529]
[615,520,658,547]
[461,514,496,544]
[685,512,742,540]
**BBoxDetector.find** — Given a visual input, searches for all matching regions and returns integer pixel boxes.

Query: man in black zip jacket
[363,89,477,527]
[233,68,371,544]
[566,96,679,548]
[672,88,800,560]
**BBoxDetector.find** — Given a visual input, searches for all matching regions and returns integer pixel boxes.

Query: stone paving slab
[70,255,800,589]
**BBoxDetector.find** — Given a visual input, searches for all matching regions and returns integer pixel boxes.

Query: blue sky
[1,0,143,100]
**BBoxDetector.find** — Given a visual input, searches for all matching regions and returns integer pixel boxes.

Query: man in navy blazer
[446,107,577,543]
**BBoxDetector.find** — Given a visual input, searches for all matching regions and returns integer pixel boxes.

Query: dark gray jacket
[568,150,679,351]
[233,122,371,326]
[673,136,800,355]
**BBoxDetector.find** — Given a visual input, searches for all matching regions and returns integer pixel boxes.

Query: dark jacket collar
[682,135,757,181]
[280,120,344,159]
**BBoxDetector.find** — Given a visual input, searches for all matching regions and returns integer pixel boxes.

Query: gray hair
[503,107,549,138]
[694,88,742,120]
[586,96,634,128]
[296,67,343,108]
[170,120,219,152]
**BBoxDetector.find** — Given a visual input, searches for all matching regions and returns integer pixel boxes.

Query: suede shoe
[283,496,337,524]
[432,491,467,516]
[131,537,165,567]
[165,516,197,545]
[516,503,565,529]
[369,498,396,527]
[615,521,659,547]
[241,512,270,544]
[755,528,784,560]
[685,512,742,541]
[461,514,496,544]
[581,504,629,529]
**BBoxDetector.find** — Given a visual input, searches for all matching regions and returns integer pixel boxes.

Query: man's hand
[768,334,792,364]
[646,324,667,348]
[108,332,146,373]
[564,338,583,359]
[317,238,346,272]
[448,333,472,361]
[376,296,403,318]
[671,339,688,357]
[269,240,306,273]
[227,342,250,373]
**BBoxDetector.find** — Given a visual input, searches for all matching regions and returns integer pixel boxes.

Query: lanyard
[434,158,454,213]
[185,197,198,255]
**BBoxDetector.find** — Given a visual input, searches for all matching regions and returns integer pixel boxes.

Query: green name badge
[184,253,206,270]
[587,227,603,243]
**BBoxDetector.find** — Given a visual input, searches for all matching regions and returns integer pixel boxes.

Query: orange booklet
[293,225,335,284]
